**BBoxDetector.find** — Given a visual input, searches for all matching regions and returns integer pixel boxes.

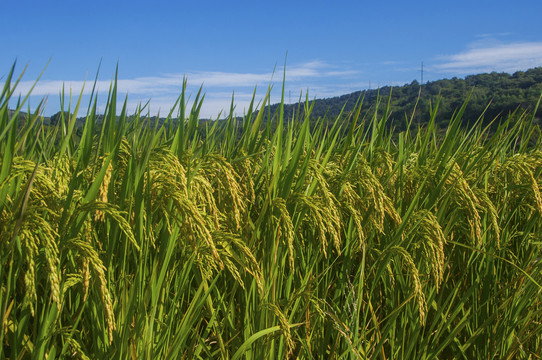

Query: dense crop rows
[1,66,542,359]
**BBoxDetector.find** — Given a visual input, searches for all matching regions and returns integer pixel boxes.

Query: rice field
[1,64,542,359]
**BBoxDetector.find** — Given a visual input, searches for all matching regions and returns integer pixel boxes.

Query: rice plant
[1,63,541,359]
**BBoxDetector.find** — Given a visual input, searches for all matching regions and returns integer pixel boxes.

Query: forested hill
[268,67,542,129]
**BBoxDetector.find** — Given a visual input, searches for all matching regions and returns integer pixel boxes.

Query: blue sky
[2,0,542,118]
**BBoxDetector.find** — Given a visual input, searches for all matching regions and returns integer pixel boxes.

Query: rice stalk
[379,245,427,325]
[405,210,446,292]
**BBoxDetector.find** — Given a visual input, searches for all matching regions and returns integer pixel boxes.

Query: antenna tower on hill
[421,62,424,85]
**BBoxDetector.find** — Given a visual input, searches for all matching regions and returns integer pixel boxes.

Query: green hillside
[268,67,542,129]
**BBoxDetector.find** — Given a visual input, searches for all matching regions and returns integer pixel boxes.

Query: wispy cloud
[435,41,542,74]
[15,61,358,95]
[11,61,363,117]
[381,61,402,66]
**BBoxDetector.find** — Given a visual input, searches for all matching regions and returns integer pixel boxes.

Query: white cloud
[10,61,363,118]
[435,41,542,74]
[13,60,360,95]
